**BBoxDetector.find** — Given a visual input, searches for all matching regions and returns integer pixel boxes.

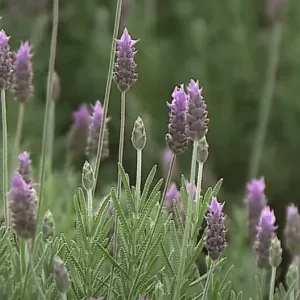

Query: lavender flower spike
[284,204,300,256]
[244,177,267,243]
[166,85,189,155]
[17,151,32,184]
[165,183,181,214]
[12,41,33,102]
[186,79,209,141]
[8,172,37,239]
[114,28,138,92]
[86,100,110,160]
[0,29,14,90]
[205,197,227,260]
[254,206,277,269]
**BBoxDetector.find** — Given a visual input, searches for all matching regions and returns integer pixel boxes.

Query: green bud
[42,210,55,240]
[269,236,282,268]
[82,161,95,190]
[131,116,146,150]
[197,136,209,163]
[54,256,70,294]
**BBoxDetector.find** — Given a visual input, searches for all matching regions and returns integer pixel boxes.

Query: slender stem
[47,101,56,173]
[87,188,93,294]
[202,260,215,300]
[60,294,67,300]
[92,0,123,190]
[248,22,283,179]
[174,141,199,300]
[1,89,8,224]
[269,267,277,300]
[87,189,93,236]
[27,240,47,300]
[107,91,126,299]
[136,149,142,210]
[10,103,25,173]
[195,161,204,222]
[35,0,59,238]
[128,154,176,299]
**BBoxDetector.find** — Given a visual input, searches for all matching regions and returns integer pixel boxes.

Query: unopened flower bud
[131,116,146,150]
[82,161,95,191]
[42,210,55,240]
[54,256,70,294]
[269,236,282,268]
[197,136,209,163]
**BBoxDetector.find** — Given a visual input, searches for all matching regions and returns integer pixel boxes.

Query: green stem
[202,260,215,300]
[136,149,142,210]
[47,101,56,173]
[60,294,67,300]
[248,22,283,179]
[10,103,25,174]
[107,91,126,299]
[195,161,204,222]
[87,189,93,236]
[269,267,277,300]
[92,0,123,191]
[35,0,59,240]
[128,154,176,299]
[173,141,199,300]
[1,89,8,225]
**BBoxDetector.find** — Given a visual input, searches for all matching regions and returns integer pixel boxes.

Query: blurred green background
[0,0,300,296]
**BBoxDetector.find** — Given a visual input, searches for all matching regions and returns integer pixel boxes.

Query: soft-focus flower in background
[17,151,33,185]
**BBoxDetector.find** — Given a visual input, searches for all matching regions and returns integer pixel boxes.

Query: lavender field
[0,0,300,299]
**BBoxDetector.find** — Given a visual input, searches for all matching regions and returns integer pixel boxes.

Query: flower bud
[269,236,282,268]
[131,116,146,150]
[42,210,55,240]
[82,161,95,191]
[197,136,209,163]
[54,256,70,294]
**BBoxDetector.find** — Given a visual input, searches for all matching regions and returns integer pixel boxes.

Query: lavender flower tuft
[42,210,55,240]
[114,28,138,92]
[205,197,227,260]
[86,100,110,160]
[254,206,277,269]
[12,41,33,103]
[17,151,32,184]
[244,177,267,243]
[186,79,209,141]
[166,85,189,155]
[8,172,37,239]
[0,29,14,90]
[284,204,300,255]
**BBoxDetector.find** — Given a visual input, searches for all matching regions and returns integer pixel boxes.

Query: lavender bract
[186,79,209,141]
[205,197,227,260]
[8,172,37,239]
[284,204,300,256]
[114,28,138,92]
[17,151,32,184]
[86,101,110,160]
[166,85,189,155]
[12,41,33,103]
[254,206,277,269]
[0,29,14,90]
[244,177,267,243]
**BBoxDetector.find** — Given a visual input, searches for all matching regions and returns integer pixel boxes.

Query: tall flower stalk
[35,0,59,241]
[0,29,14,225]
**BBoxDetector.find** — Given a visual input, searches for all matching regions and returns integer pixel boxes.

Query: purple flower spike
[0,29,14,90]
[12,41,33,103]
[8,172,37,239]
[72,104,90,126]
[186,79,209,141]
[86,101,110,160]
[244,177,267,244]
[161,147,177,179]
[284,204,300,256]
[165,183,181,214]
[186,180,197,200]
[166,85,189,155]
[205,197,227,260]
[17,151,32,184]
[254,206,277,269]
[114,28,138,92]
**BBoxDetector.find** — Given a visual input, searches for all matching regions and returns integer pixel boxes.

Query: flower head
[86,100,110,160]
[114,28,138,92]
[17,151,32,184]
[186,79,209,141]
[284,204,300,256]
[205,197,227,260]
[165,183,181,214]
[8,172,37,239]
[166,85,189,155]
[254,206,277,269]
[0,29,14,90]
[244,177,267,243]
[12,41,33,102]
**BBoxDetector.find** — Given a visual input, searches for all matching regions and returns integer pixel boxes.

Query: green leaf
[160,241,175,277]
[255,276,263,300]
[180,174,188,215]
[173,201,184,237]
[169,220,181,265]
[140,165,157,207]
[212,178,223,197]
